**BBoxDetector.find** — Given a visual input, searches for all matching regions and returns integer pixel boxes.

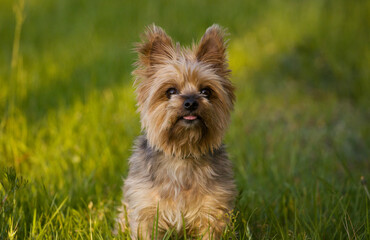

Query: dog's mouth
[183,115,198,121]
[176,114,202,125]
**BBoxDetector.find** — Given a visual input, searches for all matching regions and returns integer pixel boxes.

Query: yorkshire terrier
[116,24,236,239]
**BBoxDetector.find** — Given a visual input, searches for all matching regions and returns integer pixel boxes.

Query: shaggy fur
[116,24,236,239]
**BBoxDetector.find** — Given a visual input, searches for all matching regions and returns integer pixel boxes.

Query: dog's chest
[151,157,215,230]
[153,157,212,198]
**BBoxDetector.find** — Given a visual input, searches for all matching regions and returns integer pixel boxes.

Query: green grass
[0,0,369,239]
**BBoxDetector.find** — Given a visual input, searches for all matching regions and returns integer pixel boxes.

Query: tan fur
[116,24,236,239]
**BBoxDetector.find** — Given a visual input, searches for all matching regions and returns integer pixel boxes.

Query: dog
[116,24,236,239]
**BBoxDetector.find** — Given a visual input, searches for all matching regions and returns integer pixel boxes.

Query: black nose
[183,97,198,111]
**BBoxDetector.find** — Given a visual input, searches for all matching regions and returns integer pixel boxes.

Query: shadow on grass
[19,52,133,124]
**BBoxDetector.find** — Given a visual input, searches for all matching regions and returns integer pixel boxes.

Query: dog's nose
[183,97,198,111]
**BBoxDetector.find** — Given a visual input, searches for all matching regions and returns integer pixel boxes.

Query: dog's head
[133,24,234,158]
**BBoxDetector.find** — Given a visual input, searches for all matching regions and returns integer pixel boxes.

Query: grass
[0,0,369,239]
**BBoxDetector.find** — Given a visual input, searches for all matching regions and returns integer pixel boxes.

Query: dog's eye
[166,88,178,99]
[200,88,212,98]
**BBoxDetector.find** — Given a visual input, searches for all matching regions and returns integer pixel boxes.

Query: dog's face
[133,24,234,157]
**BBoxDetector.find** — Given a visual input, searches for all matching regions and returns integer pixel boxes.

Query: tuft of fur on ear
[135,24,175,67]
[196,24,230,77]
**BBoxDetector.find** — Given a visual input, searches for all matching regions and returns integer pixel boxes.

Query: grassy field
[0,0,369,239]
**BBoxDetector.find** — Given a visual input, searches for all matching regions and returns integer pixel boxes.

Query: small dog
[116,24,236,239]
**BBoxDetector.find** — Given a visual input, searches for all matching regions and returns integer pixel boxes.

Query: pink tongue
[183,115,197,120]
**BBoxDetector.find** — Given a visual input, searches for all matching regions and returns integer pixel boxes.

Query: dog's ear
[196,24,230,77]
[136,24,175,67]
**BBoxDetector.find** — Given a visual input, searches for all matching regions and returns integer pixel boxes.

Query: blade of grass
[182,213,187,240]
[36,197,68,240]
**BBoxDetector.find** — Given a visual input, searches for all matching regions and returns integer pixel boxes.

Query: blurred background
[0,0,369,239]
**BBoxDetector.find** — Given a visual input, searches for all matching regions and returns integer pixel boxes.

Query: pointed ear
[196,24,230,77]
[135,24,175,67]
